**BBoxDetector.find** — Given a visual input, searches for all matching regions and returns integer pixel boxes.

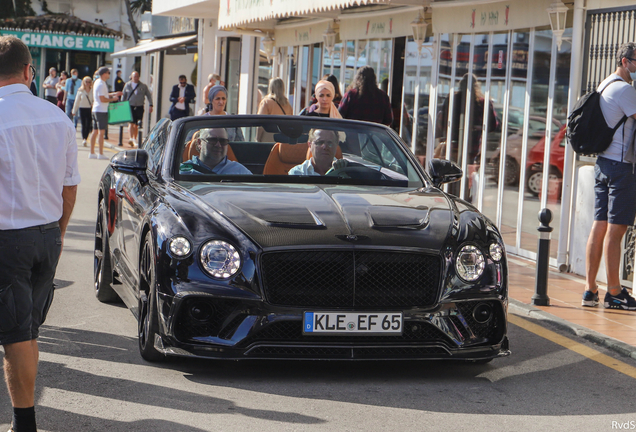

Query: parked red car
[525,125,566,197]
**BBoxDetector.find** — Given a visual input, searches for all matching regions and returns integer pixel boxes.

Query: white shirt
[598,74,636,162]
[43,75,59,98]
[0,84,81,230]
[176,85,186,110]
[92,78,110,113]
[288,158,337,176]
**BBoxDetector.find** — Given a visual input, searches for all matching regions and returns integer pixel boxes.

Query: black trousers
[79,107,93,140]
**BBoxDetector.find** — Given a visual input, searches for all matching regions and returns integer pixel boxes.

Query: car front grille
[260,250,441,308]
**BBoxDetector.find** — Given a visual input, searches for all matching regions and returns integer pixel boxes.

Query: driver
[180,128,252,175]
[288,129,346,175]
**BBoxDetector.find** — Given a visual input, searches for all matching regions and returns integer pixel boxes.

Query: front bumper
[154,294,510,361]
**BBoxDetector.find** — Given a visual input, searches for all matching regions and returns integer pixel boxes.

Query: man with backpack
[582,42,636,310]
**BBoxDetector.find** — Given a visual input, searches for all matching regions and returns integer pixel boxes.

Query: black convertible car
[94,115,509,362]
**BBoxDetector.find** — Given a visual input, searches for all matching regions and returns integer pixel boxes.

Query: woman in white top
[72,77,94,146]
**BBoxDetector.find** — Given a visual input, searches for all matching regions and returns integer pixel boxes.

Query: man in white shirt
[288,129,345,175]
[583,42,636,311]
[90,66,122,159]
[0,36,80,432]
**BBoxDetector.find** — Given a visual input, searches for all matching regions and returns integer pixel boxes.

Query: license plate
[303,312,403,334]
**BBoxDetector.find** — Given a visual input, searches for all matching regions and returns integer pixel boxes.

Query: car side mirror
[111,149,149,185]
[428,158,463,188]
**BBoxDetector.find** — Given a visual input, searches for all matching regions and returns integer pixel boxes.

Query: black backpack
[566,79,628,155]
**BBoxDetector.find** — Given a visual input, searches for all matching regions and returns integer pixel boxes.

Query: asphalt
[99,124,636,361]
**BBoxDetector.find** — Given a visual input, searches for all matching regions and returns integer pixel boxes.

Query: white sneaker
[88,153,97,159]
[97,153,110,160]
[82,139,87,147]
[128,139,134,146]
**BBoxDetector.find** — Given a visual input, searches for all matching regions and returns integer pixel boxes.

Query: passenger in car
[180,128,252,175]
[288,129,347,175]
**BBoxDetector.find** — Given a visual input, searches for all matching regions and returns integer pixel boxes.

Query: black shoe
[582,290,599,307]
[604,288,636,310]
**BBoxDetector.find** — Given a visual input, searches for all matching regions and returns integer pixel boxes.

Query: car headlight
[489,242,503,262]
[455,244,485,282]
[200,240,241,279]
[168,236,192,258]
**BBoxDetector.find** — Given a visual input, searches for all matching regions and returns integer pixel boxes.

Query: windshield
[172,117,425,188]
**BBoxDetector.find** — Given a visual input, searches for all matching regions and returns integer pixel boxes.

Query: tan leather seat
[262,143,309,175]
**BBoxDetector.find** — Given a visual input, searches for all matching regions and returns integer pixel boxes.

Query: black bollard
[531,208,553,306]
[118,125,123,146]
[137,120,143,147]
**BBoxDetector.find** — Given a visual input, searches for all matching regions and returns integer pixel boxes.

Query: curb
[509,299,636,360]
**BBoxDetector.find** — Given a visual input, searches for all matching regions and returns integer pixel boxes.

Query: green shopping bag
[108,101,133,125]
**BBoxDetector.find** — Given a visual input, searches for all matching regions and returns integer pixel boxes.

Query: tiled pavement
[94,129,636,359]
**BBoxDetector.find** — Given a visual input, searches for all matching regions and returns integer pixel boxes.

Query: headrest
[278,143,309,164]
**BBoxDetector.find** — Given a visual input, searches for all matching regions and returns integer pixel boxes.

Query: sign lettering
[0,30,114,52]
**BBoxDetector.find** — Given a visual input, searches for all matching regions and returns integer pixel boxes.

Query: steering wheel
[325,161,388,180]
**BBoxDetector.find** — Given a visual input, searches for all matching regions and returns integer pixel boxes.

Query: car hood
[178,183,454,251]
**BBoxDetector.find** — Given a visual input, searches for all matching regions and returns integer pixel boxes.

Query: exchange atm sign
[0,30,115,53]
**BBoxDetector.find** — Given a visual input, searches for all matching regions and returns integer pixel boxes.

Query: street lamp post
[547,1,569,50]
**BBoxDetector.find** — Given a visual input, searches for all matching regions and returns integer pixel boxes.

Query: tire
[526,170,542,197]
[503,157,519,186]
[138,231,165,362]
[94,199,119,303]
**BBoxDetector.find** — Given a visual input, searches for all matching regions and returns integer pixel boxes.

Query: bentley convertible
[94,115,510,362]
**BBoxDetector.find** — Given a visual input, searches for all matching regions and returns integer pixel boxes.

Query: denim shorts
[0,224,61,345]
[594,156,636,225]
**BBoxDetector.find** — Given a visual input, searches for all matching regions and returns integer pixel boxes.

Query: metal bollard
[137,120,143,147]
[118,125,124,146]
[531,208,553,306]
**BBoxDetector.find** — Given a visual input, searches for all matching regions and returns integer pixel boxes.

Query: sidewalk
[508,257,636,359]
[96,135,636,359]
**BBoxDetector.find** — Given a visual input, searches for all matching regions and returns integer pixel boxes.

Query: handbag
[108,100,133,125]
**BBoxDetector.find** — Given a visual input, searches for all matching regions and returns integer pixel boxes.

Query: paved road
[2,140,636,432]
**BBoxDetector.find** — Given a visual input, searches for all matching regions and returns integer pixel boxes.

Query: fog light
[473,303,493,324]
[189,302,213,321]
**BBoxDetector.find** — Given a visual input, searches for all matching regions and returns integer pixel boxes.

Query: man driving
[288,129,346,175]
[180,128,251,175]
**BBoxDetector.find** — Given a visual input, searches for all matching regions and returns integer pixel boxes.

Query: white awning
[339,7,420,41]
[275,19,331,47]
[218,0,389,30]
[432,0,552,34]
[111,34,197,58]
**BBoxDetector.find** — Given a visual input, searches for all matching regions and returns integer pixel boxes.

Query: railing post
[137,120,143,147]
[531,208,553,306]
[118,125,123,146]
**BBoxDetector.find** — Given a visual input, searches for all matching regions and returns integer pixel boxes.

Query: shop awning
[218,0,389,30]
[111,34,197,58]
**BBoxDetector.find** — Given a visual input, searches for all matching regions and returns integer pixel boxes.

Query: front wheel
[94,199,119,303]
[138,232,165,362]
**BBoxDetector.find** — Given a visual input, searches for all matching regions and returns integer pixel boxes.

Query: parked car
[525,125,566,196]
[488,115,562,186]
[94,115,509,362]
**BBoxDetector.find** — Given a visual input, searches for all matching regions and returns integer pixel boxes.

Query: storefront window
[434,33,453,161]
[287,46,297,112]
[344,41,356,88]
[520,28,553,253]
[414,36,435,157]
[379,39,392,89]
[401,37,419,147]
[499,30,530,248]
[258,39,273,104]
[300,45,310,109]
[332,42,342,88]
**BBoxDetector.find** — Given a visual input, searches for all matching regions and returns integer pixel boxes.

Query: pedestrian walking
[169,74,196,120]
[42,67,58,104]
[121,71,153,147]
[55,71,68,111]
[300,79,342,118]
[303,74,343,112]
[257,77,292,141]
[90,67,122,159]
[202,73,223,107]
[114,70,125,94]
[72,76,94,146]
[338,66,393,126]
[63,68,80,122]
[583,42,636,310]
[0,35,80,432]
